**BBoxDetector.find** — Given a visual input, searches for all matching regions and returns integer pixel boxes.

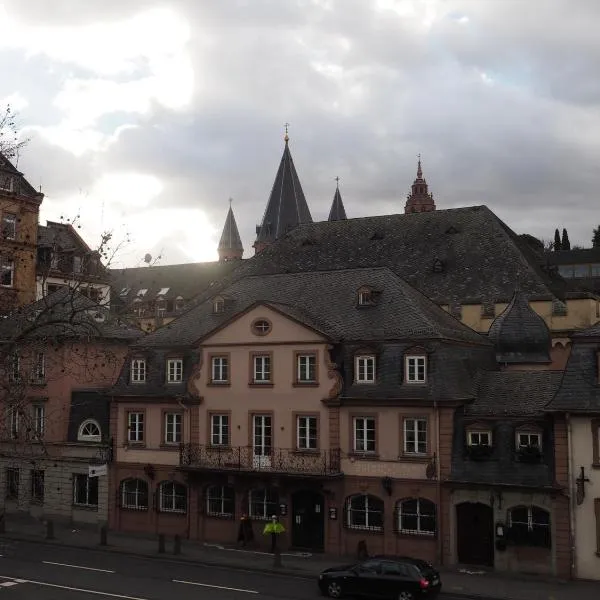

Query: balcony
[180,444,342,477]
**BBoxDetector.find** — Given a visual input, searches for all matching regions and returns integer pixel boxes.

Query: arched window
[206,485,235,518]
[345,494,384,531]
[508,505,551,548]
[78,419,101,442]
[396,498,436,536]
[121,479,149,510]
[158,481,187,514]
[248,488,279,520]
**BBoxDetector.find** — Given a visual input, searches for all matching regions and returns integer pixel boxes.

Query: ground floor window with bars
[5,467,19,500]
[159,481,187,513]
[249,488,279,520]
[206,485,235,517]
[30,469,44,504]
[121,478,148,510]
[346,494,384,531]
[396,498,436,536]
[73,474,99,508]
[507,505,551,548]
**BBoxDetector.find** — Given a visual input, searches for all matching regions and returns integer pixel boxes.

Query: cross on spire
[284,122,290,142]
[335,176,340,188]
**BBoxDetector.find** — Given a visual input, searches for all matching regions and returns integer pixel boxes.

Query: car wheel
[326,581,343,598]
[397,592,414,600]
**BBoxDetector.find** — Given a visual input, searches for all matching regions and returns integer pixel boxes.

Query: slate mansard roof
[191,205,566,310]
[546,321,600,414]
[133,267,491,349]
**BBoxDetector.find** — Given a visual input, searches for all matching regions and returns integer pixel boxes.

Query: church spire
[404,155,436,214]
[254,125,313,254]
[328,177,347,221]
[218,199,244,261]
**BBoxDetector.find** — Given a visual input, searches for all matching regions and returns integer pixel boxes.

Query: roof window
[157,287,170,296]
[119,287,130,296]
[137,289,147,298]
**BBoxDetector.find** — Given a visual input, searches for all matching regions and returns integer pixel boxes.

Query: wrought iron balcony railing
[180,444,341,476]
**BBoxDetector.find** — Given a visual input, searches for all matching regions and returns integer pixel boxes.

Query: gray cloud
[2,0,599,264]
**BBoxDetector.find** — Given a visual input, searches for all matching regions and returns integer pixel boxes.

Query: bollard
[100,525,108,546]
[46,520,55,540]
[273,548,282,568]
[173,534,181,555]
[158,533,165,554]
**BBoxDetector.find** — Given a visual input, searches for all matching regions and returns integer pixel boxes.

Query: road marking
[0,581,19,587]
[173,579,259,594]
[43,560,115,573]
[0,575,147,599]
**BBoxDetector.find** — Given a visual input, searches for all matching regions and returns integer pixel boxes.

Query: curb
[0,533,534,600]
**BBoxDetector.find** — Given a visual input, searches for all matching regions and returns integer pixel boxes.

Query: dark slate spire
[328,177,347,221]
[404,155,436,214]
[254,127,312,253]
[488,290,551,365]
[218,200,244,261]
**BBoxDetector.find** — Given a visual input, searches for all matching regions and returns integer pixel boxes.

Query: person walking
[263,514,285,554]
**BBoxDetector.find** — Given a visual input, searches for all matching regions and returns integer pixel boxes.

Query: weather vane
[284,122,290,141]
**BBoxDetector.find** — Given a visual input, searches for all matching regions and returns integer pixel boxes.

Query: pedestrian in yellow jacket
[263,515,285,553]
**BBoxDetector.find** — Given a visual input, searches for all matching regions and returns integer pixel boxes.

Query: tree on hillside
[0,105,29,160]
[561,228,571,251]
[593,226,600,248]
[554,228,562,252]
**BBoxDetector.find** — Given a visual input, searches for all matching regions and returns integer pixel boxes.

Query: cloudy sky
[1,0,599,268]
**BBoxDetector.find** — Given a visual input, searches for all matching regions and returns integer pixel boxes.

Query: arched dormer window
[78,419,102,442]
[357,286,372,306]
[213,296,225,314]
[174,296,184,311]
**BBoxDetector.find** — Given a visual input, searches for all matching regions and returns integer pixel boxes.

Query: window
[156,299,167,317]
[353,417,376,453]
[8,407,19,439]
[159,481,187,513]
[175,297,184,311]
[127,412,144,443]
[9,354,20,382]
[206,485,235,517]
[0,258,14,287]
[249,488,279,520]
[517,431,541,449]
[251,319,271,336]
[297,415,318,450]
[2,213,16,240]
[253,355,271,383]
[404,419,427,455]
[33,405,45,438]
[406,356,426,383]
[166,359,183,383]
[131,359,146,383]
[468,431,492,446]
[508,505,551,548]
[31,352,45,382]
[355,355,375,383]
[211,356,229,383]
[346,494,384,531]
[121,479,148,510]
[5,468,19,499]
[297,354,316,383]
[164,412,182,444]
[211,414,229,446]
[358,289,371,305]
[397,498,436,536]
[78,419,101,442]
[31,469,44,503]
[213,297,225,313]
[73,473,99,507]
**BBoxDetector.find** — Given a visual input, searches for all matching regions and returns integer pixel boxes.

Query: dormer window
[131,359,146,383]
[405,355,426,383]
[156,298,167,317]
[213,296,225,314]
[355,355,375,383]
[174,296,184,311]
[468,431,492,447]
[517,431,541,450]
[357,287,372,306]
[137,289,147,298]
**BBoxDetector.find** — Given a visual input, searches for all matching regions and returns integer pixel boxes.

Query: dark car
[318,556,441,600]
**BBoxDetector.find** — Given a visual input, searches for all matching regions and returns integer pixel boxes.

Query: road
[0,538,462,600]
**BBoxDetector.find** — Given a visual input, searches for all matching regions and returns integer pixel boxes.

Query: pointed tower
[328,178,347,221]
[218,200,244,261]
[404,156,436,214]
[254,127,312,253]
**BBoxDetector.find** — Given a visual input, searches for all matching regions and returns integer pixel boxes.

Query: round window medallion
[252,318,272,336]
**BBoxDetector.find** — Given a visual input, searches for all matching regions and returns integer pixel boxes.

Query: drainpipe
[566,412,576,578]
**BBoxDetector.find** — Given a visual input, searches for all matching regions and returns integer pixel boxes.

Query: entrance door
[456,502,494,566]
[291,490,325,550]
[252,415,272,470]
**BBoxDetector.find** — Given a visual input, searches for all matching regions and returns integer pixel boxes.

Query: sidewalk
[2,514,600,600]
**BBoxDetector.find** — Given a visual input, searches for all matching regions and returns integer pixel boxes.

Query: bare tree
[0,105,29,160]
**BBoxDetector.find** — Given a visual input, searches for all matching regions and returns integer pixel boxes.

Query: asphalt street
[0,538,462,600]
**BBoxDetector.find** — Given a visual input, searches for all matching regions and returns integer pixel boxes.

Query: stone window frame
[351,413,378,455]
[401,416,429,457]
[78,419,102,443]
[249,352,273,386]
[294,351,319,385]
[209,353,231,385]
[465,422,493,447]
[126,410,146,445]
[355,354,376,384]
[515,425,543,452]
[208,412,231,447]
[293,412,320,452]
[130,357,146,383]
[166,358,183,384]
